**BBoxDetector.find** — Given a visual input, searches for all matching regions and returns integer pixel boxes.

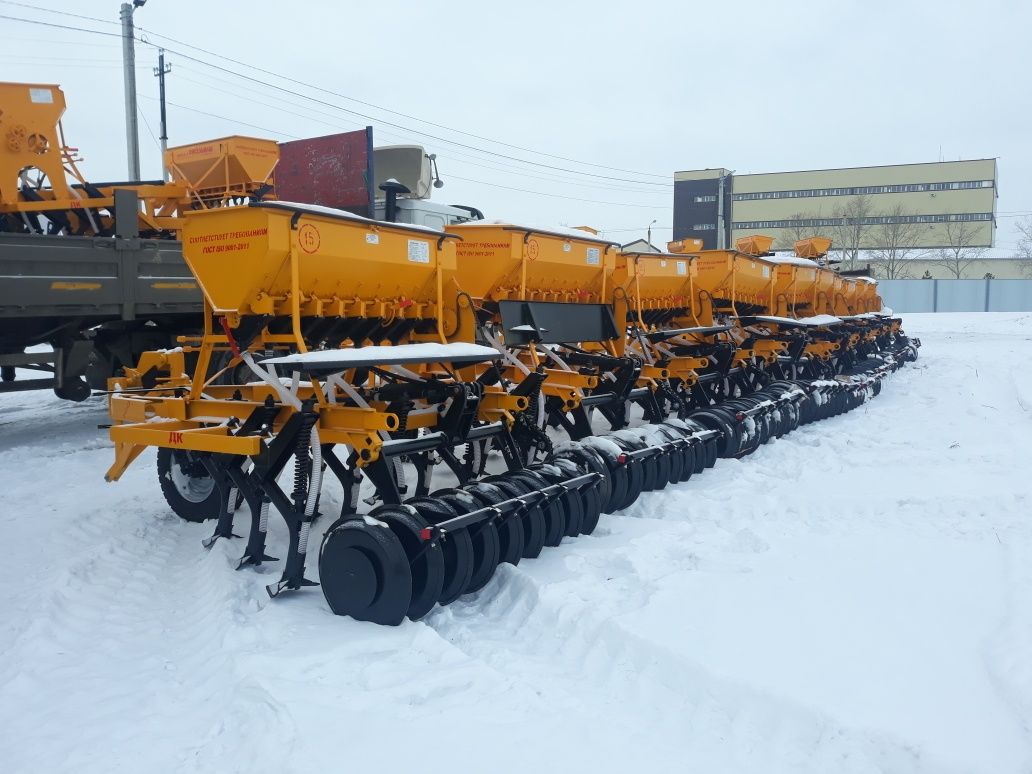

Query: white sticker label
[29,88,53,104]
[762,266,770,278]
[586,247,600,265]
[407,239,430,263]
[660,260,667,268]
[365,233,379,245]
[677,260,687,275]
[563,243,572,252]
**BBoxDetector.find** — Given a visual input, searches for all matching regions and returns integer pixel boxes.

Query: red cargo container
[276,128,374,216]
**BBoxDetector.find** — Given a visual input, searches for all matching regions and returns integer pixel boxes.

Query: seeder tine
[236,551,278,571]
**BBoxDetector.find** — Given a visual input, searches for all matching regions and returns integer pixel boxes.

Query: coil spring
[293,408,318,510]
[525,380,542,425]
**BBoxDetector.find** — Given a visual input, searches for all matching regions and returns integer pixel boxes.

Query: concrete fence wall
[877,279,1032,313]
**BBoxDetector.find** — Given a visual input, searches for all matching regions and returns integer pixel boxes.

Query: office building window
[692,223,717,230]
[692,195,717,203]
[732,179,995,202]
[732,212,994,230]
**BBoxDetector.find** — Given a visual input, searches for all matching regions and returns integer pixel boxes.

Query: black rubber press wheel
[433,489,500,595]
[406,496,474,605]
[484,473,546,559]
[463,480,524,567]
[554,443,614,518]
[373,505,445,621]
[530,460,584,537]
[510,469,566,547]
[319,516,413,626]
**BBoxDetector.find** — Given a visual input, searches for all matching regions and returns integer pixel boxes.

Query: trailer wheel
[157,448,220,523]
[54,378,90,402]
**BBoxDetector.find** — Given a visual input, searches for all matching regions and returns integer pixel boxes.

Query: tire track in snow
[0,482,298,773]
[417,366,974,773]
[422,545,948,773]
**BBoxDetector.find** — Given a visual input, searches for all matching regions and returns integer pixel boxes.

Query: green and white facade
[673,160,998,250]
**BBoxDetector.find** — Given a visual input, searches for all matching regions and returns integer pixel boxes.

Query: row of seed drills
[104,203,920,624]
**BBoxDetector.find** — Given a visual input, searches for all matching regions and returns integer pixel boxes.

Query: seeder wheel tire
[703,438,718,469]
[484,474,546,559]
[554,443,613,516]
[405,496,475,605]
[463,480,524,567]
[681,439,696,480]
[433,489,500,595]
[373,505,445,621]
[511,470,566,547]
[319,517,413,626]
[622,458,645,510]
[608,437,647,510]
[534,459,585,537]
[548,455,602,535]
[655,428,684,485]
[157,448,221,523]
[615,436,657,494]
[578,480,603,535]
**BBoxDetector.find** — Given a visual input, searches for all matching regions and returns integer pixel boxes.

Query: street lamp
[647,219,657,248]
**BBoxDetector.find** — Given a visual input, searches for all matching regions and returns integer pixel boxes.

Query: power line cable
[0,0,119,26]
[130,25,672,181]
[1,2,673,184]
[140,95,300,139]
[145,42,674,187]
[0,12,122,38]
[168,64,671,196]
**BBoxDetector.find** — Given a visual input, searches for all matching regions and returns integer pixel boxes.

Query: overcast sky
[2,0,1029,251]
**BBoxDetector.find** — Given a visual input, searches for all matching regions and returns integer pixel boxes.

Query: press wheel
[319,516,412,626]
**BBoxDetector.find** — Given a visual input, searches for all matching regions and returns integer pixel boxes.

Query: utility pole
[120,1,146,181]
[154,48,171,179]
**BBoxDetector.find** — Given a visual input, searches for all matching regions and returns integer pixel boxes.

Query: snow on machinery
[102,197,920,625]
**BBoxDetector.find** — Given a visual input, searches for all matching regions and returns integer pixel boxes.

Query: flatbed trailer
[0,201,200,399]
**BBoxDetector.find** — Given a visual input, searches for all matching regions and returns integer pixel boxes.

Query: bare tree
[936,219,987,279]
[1017,216,1032,278]
[774,212,819,251]
[830,195,874,271]
[870,204,922,279]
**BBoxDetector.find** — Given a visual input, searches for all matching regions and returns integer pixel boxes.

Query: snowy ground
[0,312,1029,773]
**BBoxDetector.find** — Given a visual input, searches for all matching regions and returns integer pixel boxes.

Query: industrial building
[673,160,998,251]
